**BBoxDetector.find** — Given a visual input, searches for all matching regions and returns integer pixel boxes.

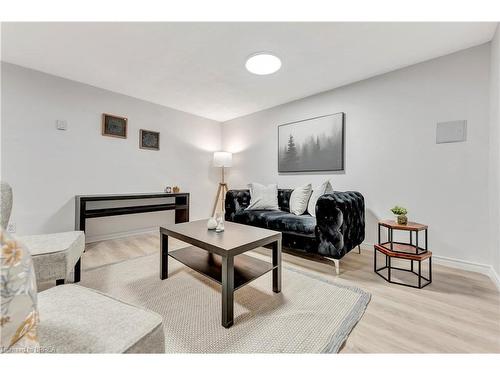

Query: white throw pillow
[289,184,312,215]
[246,183,280,210]
[307,180,334,217]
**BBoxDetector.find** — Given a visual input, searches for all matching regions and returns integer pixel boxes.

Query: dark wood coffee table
[159,219,282,328]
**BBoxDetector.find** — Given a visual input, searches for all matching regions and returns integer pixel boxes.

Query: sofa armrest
[315,191,365,259]
[225,189,250,221]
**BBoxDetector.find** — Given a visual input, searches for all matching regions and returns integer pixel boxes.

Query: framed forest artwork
[278,112,345,173]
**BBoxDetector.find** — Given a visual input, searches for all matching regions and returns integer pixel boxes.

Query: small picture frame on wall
[102,113,127,138]
[140,129,160,150]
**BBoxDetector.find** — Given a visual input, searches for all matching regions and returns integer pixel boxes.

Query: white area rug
[80,251,370,353]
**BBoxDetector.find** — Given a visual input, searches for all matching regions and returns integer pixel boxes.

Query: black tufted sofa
[225,189,365,260]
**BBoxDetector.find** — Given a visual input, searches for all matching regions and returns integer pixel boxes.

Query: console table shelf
[75,192,189,232]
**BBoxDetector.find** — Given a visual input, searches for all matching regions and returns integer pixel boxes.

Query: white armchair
[1,182,83,285]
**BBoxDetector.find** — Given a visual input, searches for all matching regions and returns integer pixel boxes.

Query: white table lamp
[212,151,232,215]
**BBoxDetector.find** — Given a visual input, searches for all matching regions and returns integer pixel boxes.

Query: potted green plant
[391,206,408,225]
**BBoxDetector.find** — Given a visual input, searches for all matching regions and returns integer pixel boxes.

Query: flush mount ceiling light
[245,53,282,75]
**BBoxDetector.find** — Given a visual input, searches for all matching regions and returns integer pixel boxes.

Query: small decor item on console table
[164,186,172,193]
[390,206,408,225]
[172,186,180,193]
[374,219,432,289]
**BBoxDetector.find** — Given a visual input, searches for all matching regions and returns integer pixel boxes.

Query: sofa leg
[358,245,361,254]
[333,259,340,275]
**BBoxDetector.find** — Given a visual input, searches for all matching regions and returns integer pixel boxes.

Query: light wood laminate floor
[81,232,500,353]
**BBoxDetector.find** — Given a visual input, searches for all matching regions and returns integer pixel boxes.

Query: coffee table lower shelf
[169,246,276,290]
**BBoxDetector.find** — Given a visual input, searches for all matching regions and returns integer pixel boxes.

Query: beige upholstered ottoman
[20,231,85,285]
[38,285,165,353]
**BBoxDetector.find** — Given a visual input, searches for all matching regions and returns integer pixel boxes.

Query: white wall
[2,43,497,275]
[489,26,500,279]
[222,44,492,267]
[1,63,221,241]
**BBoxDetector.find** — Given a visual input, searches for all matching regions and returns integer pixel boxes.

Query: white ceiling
[1,22,497,122]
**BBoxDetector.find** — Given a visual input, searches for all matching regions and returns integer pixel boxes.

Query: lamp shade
[213,151,232,167]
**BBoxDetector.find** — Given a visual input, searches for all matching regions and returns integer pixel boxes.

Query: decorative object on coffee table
[211,151,232,216]
[164,186,172,193]
[160,219,281,328]
[172,186,180,193]
[139,129,160,150]
[390,205,408,225]
[374,219,432,289]
[215,212,225,232]
[207,217,217,230]
[102,113,127,138]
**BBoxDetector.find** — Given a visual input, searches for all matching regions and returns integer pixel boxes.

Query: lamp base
[212,182,229,217]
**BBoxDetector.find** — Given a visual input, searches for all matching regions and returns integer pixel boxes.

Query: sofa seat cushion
[232,209,276,228]
[265,212,316,235]
[233,210,316,235]
[20,231,85,283]
[38,284,164,353]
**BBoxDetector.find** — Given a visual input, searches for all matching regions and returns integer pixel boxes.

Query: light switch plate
[436,120,467,144]
[56,120,68,130]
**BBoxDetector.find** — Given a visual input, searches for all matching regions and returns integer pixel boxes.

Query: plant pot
[397,215,408,225]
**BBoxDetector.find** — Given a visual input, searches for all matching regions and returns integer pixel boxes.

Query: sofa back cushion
[289,184,313,215]
[246,183,279,211]
[307,180,334,217]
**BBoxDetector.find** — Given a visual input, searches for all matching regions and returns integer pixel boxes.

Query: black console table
[75,192,190,232]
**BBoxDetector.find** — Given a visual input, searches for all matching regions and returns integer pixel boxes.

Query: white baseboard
[361,241,500,291]
[85,227,158,243]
